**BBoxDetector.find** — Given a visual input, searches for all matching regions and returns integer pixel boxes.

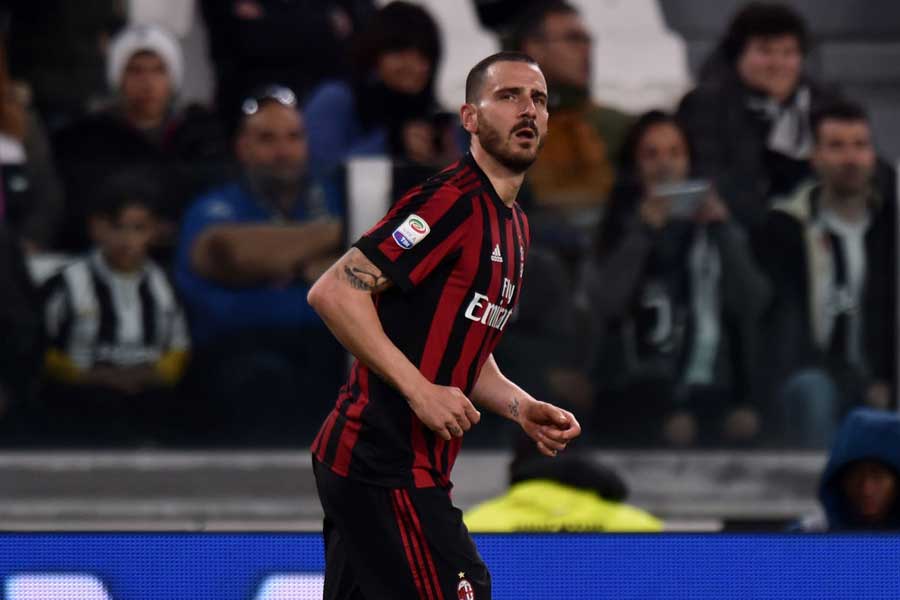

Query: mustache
[510,119,538,136]
[835,164,870,179]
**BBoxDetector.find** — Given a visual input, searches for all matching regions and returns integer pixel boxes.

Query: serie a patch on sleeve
[392,214,431,249]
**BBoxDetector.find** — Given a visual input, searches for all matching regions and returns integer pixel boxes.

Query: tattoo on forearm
[509,397,519,419]
[343,265,389,292]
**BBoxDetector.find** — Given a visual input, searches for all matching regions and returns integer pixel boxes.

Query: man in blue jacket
[800,408,900,531]
[175,85,344,444]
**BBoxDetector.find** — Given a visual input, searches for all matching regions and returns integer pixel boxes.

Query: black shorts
[313,459,491,600]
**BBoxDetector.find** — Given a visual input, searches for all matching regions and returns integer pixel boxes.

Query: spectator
[0,223,42,440]
[53,24,229,252]
[580,111,770,447]
[677,2,839,231]
[40,172,189,445]
[0,33,64,252]
[757,101,896,448]
[304,1,461,179]
[175,85,344,445]
[6,0,125,131]
[796,408,900,531]
[201,0,372,133]
[465,436,661,531]
[511,1,631,220]
[506,0,632,266]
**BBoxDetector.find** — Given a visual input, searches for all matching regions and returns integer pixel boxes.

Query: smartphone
[652,179,710,219]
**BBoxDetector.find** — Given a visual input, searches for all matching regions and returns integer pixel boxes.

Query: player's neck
[470,144,525,207]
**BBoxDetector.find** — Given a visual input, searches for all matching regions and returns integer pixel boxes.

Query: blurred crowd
[0,0,896,452]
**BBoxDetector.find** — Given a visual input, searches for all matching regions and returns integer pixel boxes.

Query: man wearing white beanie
[107,24,185,130]
[53,24,228,252]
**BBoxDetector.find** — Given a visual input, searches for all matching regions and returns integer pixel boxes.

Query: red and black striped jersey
[313,153,531,489]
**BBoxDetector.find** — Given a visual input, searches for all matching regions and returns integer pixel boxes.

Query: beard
[477,116,543,174]
[828,164,872,197]
[246,162,304,201]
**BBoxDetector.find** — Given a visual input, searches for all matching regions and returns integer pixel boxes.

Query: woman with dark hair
[580,111,771,447]
[304,1,461,178]
[677,2,839,230]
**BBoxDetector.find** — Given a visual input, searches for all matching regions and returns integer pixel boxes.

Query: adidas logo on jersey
[491,244,503,263]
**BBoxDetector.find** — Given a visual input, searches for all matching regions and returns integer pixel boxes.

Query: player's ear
[460,103,478,135]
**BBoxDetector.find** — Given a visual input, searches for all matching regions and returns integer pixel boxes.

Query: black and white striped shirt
[43,251,189,369]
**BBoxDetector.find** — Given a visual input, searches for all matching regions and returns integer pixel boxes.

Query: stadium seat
[819,43,900,85]
[659,0,900,39]
[345,157,393,244]
[403,0,692,112]
[128,0,195,36]
[843,86,900,162]
[573,0,693,112]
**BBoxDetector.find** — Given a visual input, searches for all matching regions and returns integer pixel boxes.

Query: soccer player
[308,51,581,600]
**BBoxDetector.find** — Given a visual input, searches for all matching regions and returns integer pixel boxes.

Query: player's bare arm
[308,248,481,440]
[472,354,581,457]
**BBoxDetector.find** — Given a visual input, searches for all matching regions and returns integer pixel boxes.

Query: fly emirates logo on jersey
[464,277,516,331]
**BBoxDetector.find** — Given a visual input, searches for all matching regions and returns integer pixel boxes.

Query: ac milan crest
[457,573,475,600]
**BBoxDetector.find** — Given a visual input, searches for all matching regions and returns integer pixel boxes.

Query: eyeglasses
[241,85,298,116]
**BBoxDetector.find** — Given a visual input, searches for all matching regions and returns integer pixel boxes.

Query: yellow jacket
[464,479,662,532]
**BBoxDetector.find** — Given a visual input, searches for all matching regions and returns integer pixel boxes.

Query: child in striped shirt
[41,173,189,444]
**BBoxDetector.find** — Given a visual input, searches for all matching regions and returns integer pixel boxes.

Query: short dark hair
[508,0,579,51]
[90,169,162,220]
[465,51,539,103]
[811,100,870,143]
[721,2,809,63]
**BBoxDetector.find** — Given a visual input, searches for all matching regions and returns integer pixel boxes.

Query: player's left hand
[518,398,581,457]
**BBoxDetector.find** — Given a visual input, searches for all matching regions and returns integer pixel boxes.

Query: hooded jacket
[818,408,900,530]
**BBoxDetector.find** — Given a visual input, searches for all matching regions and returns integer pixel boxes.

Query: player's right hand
[407,384,481,441]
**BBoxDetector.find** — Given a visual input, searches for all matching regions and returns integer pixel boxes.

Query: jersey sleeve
[353,181,473,292]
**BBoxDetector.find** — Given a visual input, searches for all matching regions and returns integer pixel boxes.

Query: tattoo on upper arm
[343,265,389,291]
[509,397,520,419]
[339,249,392,293]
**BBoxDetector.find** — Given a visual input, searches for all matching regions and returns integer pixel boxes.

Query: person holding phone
[579,110,771,447]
